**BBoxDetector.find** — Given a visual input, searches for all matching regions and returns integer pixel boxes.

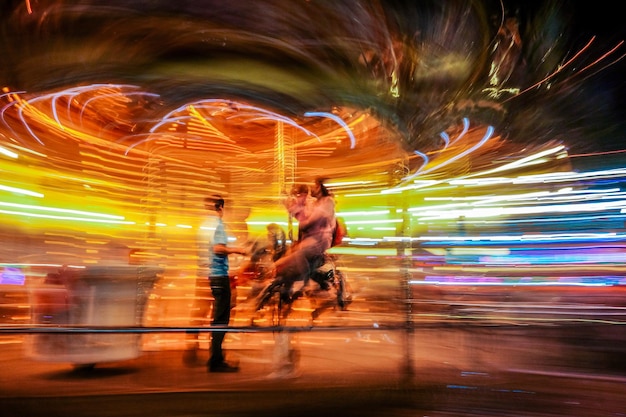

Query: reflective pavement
[1,322,625,417]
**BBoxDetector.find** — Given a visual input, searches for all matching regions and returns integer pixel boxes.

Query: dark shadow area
[43,364,140,381]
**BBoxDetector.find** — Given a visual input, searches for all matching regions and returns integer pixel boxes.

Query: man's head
[205,195,225,215]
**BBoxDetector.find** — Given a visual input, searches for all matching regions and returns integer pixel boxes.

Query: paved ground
[2,324,626,417]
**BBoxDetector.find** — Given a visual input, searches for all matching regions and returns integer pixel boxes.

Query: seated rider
[266,178,336,301]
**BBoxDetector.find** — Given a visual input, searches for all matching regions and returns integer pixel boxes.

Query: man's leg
[208,276,237,371]
[183,277,211,365]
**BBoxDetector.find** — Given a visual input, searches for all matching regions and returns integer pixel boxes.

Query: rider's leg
[255,279,280,310]
[255,250,304,311]
[274,247,308,295]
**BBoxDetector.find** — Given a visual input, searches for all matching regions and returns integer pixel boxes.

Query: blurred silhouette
[255,178,352,319]
[184,195,247,373]
[284,183,311,243]
[266,222,287,262]
[236,223,288,301]
[276,178,335,288]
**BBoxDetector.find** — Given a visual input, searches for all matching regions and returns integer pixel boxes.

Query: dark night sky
[573,3,625,154]
[519,0,625,153]
[532,0,625,167]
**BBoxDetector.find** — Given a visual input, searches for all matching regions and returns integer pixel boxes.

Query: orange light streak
[503,37,596,102]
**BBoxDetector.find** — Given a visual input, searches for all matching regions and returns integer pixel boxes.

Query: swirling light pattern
[0,1,623,329]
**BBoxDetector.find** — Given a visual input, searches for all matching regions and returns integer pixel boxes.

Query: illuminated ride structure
[0,1,625,358]
[0,83,625,335]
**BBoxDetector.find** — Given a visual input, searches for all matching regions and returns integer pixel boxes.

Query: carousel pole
[275,121,292,241]
[269,120,298,378]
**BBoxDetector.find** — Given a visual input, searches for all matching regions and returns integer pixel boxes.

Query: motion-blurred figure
[237,223,288,301]
[184,195,247,373]
[284,183,311,244]
[280,178,335,287]
[266,222,287,262]
[257,178,336,308]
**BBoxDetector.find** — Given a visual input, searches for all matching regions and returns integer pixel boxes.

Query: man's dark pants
[209,275,231,366]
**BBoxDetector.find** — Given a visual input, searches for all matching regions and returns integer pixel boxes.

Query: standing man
[184,194,247,372]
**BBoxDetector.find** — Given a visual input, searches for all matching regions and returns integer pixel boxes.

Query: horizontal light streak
[381,180,445,194]
[0,185,43,197]
[344,191,390,197]
[0,263,85,270]
[448,168,626,188]
[0,201,124,219]
[411,233,622,245]
[326,180,375,188]
[414,199,626,220]
[408,202,471,213]
[478,253,625,264]
[0,209,134,224]
[328,246,398,256]
[461,213,626,225]
[423,188,622,208]
[409,280,614,287]
[0,145,17,158]
[337,210,390,217]
[472,189,626,206]
[345,219,403,225]
[427,265,626,274]
[468,145,565,177]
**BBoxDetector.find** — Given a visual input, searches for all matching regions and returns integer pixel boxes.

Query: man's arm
[212,219,248,256]
[213,243,247,256]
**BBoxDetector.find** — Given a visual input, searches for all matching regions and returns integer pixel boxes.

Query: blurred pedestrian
[184,195,247,372]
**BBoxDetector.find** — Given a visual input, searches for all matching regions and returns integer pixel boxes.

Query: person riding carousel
[257,178,336,308]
